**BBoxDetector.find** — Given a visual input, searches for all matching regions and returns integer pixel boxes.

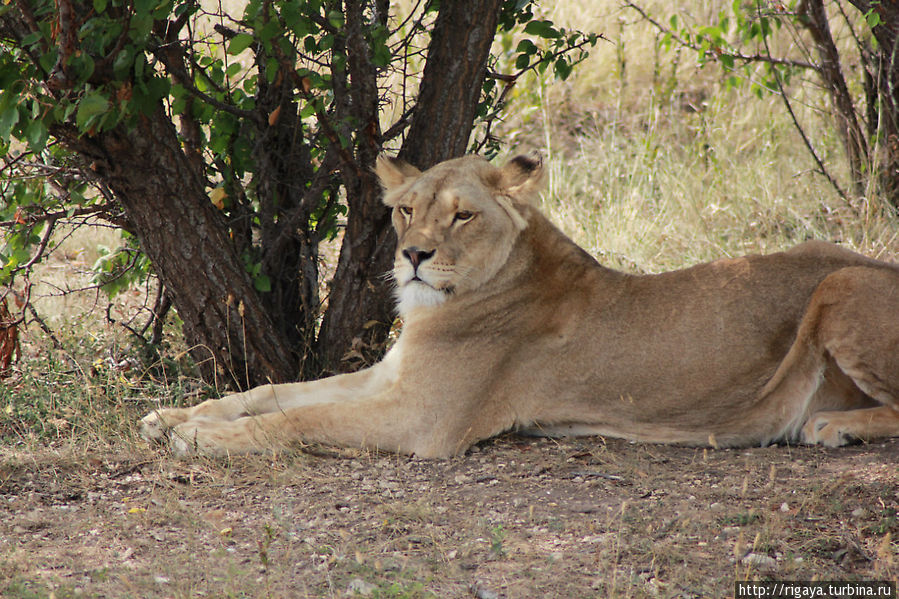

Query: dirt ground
[1,433,897,598]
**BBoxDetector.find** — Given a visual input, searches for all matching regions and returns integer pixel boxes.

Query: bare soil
[1,434,897,598]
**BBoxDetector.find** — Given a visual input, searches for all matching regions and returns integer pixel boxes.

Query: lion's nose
[402,247,435,269]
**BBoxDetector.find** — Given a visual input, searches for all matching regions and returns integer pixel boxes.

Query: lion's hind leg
[798,266,899,446]
[802,406,899,447]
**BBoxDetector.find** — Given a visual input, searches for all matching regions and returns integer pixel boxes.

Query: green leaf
[133,0,156,14]
[253,274,271,292]
[554,57,572,80]
[524,20,561,39]
[516,39,538,54]
[327,9,344,29]
[227,33,254,55]
[515,53,530,70]
[113,48,134,78]
[226,62,243,78]
[698,25,723,41]
[281,3,311,37]
[265,58,279,84]
[20,31,42,47]
[93,0,107,12]
[372,42,391,68]
[25,119,48,153]
[259,20,280,45]
[866,9,883,29]
[76,92,110,130]
[129,13,153,42]
[68,52,95,84]
[0,106,19,140]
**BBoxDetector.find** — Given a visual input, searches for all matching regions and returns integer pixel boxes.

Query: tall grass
[495,0,898,273]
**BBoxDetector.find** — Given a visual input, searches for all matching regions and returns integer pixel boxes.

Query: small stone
[851,508,869,519]
[470,583,499,599]
[581,534,610,544]
[346,578,376,597]
[741,552,777,572]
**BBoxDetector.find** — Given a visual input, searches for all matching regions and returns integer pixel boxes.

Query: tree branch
[757,1,849,206]
[624,2,820,72]
[0,204,116,227]
[152,45,262,125]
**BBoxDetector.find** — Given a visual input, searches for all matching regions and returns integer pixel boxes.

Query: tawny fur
[140,154,899,457]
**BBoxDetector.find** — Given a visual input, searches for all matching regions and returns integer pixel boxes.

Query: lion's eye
[399,206,413,217]
[453,210,475,224]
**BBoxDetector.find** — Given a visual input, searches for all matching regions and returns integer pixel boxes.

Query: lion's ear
[496,152,545,201]
[376,156,421,197]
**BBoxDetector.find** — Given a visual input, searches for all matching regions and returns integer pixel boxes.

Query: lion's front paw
[169,419,268,457]
[801,413,859,447]
[140,408,190,442]
[169,422,203,456]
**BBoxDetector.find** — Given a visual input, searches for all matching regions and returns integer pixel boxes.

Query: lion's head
[376,153,545,316]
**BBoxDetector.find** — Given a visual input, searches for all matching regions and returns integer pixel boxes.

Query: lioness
[141,153,899,457]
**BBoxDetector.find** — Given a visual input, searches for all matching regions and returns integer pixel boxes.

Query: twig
[381,105,416,143]
[139,282,172,346]
[388,0,428,38]
[566,470,625,482]
[24,301,67,354]
[0,204,115,227]
[472,35,604,153]
[19,216,57,271]
[624,2,819,72]
[756,2,850,206]
[151,46,261,125]
[278,59,362,177]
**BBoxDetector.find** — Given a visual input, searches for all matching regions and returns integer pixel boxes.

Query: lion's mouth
[406,277,454,295]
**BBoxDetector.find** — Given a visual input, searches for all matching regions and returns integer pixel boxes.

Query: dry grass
[2,0,898,597]
[497,0,899,272]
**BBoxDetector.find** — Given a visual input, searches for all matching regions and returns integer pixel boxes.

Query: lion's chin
[395,281,448,316]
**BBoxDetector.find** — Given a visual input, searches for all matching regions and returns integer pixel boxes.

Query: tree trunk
[315,0,395,372]
[1,0,508,385]
[800,0,869,196]
[253,38,320,370]
[53,112,299,389]
[848,0,899,204]
[316,0,504,372]
[398,0,504,169]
